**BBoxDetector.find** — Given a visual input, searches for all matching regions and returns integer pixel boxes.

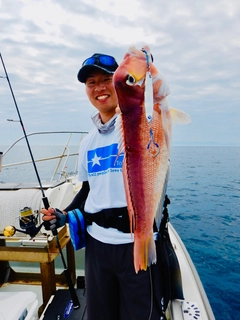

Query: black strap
[83,207,131,233]
[160,195,170,232]
[83,206,158,234]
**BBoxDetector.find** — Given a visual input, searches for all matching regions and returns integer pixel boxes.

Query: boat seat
[0,188,42,231]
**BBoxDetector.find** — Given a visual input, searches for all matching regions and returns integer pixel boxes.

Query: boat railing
[0,130,88,184]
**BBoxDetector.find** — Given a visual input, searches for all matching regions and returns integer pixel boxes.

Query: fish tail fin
[134,233,157,273]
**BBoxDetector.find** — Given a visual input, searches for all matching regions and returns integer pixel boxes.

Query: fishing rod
[0,53,80,309]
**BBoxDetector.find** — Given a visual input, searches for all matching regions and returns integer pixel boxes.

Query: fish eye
[126,74,135,86]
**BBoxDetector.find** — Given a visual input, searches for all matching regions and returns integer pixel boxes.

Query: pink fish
[113,46,190,273]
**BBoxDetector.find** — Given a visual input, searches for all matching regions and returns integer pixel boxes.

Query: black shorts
[84,233,164,320]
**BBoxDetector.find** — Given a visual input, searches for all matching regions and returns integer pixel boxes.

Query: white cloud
[0,0,240,146]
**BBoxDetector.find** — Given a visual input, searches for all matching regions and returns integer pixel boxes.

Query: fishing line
[0,54,48,206]
[0,53,80,309]
[147,266,154,320]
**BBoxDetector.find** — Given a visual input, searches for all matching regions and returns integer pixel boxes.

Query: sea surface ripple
[168,146,240,320]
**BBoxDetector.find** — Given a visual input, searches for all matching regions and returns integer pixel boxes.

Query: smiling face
[85,69,118,123]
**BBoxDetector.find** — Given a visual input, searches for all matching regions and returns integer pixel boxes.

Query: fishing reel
[3,206,43,239]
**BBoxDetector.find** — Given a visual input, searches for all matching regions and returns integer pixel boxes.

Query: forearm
[64,181,89,212]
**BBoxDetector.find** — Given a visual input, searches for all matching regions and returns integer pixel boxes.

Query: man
[42,53,165,319]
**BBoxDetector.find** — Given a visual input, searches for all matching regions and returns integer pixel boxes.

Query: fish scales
[114,46,171,273]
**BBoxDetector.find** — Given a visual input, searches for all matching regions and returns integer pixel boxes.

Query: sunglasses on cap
[82,54,117,67]
[78,53,118,83]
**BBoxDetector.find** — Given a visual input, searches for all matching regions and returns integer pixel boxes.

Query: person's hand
[41,207,66,231]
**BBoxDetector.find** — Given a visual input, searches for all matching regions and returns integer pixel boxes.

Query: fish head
[113,46,152,115]
[113,46,170,116]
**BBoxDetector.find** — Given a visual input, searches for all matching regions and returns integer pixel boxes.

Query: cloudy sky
[0,0,239,146]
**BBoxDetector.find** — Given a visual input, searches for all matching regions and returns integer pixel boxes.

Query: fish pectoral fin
[170,107,191,124]
[114,146,124,166]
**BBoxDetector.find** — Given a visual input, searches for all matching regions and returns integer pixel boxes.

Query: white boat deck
[0,224,215,320]
[0,248,86,319]
[167,223,215,320]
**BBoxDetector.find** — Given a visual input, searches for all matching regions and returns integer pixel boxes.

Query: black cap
[77,53,118,83]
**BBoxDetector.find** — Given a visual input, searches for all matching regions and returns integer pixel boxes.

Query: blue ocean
[0,145,239,320]
[168,147,240,320]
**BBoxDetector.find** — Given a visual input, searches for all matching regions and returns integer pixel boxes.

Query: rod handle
[42,196,58,236]
[42,196,50,209]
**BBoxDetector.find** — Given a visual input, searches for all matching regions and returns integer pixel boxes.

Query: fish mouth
[136,78,145,86]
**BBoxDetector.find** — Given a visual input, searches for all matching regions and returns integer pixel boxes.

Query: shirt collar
[91,112,117,134]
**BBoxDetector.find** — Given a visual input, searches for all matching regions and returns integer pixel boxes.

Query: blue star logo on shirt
[87,144,124,174]
[92,153,101,167]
